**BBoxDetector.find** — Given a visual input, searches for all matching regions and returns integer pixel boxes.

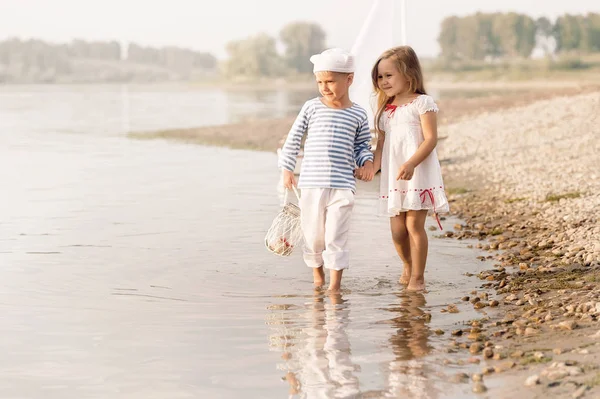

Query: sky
[0,0,598,58]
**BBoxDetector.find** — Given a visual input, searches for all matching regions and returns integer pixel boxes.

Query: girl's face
[377,58,409,97]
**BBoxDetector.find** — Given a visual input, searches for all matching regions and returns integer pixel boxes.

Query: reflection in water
[286,88,319,107]
[266,303,302,397]
[267,290,359,399]
[384,291,439,399]
[268,291,445,398]
[224,88,318,123]
[120,85,130,134]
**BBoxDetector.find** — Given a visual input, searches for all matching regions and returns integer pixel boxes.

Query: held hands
[282,169,297,189]
[355,161,375,182]
[396,162,415,181]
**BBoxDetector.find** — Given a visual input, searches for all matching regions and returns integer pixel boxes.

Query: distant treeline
[439,12,600,60]
[0,20,325,83]
[0,38,217,83]
[2,12,599,84]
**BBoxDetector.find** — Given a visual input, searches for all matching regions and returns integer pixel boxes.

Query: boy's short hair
[314,71,353,78]
[310,48,355,74]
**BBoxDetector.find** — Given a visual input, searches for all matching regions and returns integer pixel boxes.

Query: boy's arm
[278,102,310,172]
[354,116,374,167]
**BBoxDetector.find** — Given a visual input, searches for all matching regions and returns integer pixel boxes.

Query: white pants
[299,188,355,271]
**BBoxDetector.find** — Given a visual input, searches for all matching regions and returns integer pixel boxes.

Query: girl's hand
[396,162,415,180]
[282,169,297,189]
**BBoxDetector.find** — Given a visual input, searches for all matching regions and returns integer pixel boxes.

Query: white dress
[379,95,449,219]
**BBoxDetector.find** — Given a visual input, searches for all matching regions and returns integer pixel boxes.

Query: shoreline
[128,85,600,153]
[2,73,599,91]
[2,77,597,93]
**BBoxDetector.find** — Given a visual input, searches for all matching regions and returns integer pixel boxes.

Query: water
[0,84,494,398]
[0,84,319,137]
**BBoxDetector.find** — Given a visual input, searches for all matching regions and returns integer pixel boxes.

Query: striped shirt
[278,98,374,192]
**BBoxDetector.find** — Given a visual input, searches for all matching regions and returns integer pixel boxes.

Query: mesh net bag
[265,187,303,257]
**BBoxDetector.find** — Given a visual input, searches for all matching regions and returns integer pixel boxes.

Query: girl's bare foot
[399,264,411,285]
[328,269,343,292]
[284,371,300,395]
[328,279,341,292]
[407,276,425,291]
[313,266,325,287]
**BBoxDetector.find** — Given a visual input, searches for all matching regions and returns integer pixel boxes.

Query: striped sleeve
[354,115,374,167]
[278,101,310,172]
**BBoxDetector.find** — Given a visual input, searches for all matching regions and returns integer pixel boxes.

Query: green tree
[438,16,459,59]
[443,13,501,60]
[280,22,326,74]
[492,13,519,57]
[578,15,593,52]
[575,13,600,53]
[536,17,553,38]
[587,13,600,52]
[440,12,551,60]
[223,33,282,78]
[491,13,536,58]
[455,14,485,59]
[515,14,537,57]
[476,13,500,58]
[554,14,582,53]
[68,40,121,60]
[536,17,555,55]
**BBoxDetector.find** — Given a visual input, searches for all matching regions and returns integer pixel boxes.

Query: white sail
[349,0,407,129]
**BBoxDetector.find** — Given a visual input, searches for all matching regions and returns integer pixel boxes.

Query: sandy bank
[436,90,600,398]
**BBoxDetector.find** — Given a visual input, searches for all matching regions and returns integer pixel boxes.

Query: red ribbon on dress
[385,103,397,117]
[419,189,443,230]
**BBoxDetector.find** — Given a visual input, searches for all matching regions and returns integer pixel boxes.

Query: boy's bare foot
[313,266,325,287]
[407,276,426,291]
[328,284,341,293]
[328,291,344,305]
[328,269,343,292]
[399,263,411,285]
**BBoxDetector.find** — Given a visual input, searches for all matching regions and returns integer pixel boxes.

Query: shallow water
[0,85,495,398]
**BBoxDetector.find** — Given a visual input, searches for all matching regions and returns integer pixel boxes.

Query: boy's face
[377,58,409,97]
[314,71,353,101]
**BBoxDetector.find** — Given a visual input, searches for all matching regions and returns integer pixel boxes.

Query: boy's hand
[359,161,375,182]
[354,166,366,180]
[282,169,297,189]
[354,166,362,180]
[396,162,415,180]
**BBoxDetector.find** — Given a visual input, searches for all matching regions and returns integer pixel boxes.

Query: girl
[362,46,449,291]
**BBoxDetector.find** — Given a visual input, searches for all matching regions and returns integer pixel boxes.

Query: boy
[279,48,375,292]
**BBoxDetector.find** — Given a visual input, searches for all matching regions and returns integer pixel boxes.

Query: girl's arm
[373,132,385,173]
[407,111,438,167]
[396,111,438,181]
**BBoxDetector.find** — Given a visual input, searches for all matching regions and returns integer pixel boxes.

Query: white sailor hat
[309,48,355,73]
